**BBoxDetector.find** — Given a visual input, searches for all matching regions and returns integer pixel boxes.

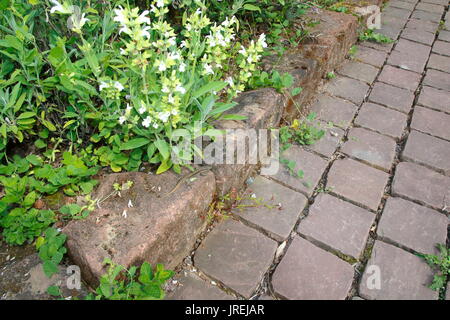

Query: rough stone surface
[389,0,416,10]
[327,158,389,211]
[411,106,450,140]
[438,30,450,42]
[194,219,277,298]
[392,162,450,210]
[359,241,438,300]
[235,176,308,241]
[388,39,431,73]
[411,9,442,23]
[341,127,397,171]
[368,82,414,113]
[310,94,358,128]
[402,130,450,175]
[166,272,234,300]
[417,86,450,113]
[432,40,450,57]
[378,197,448,254]
[354,45,387,68]
[355,102,408,139]
[64,169,215,286]
[406,18,439,33]
[423,69,450,92]
[427,53,450,73]
[324,76,369,104]
[416,2,446,13]
[361,40,394,53]
[337,61,379,84]
[272,236,354,300]
[401,27,435,45]
[305,123,344,157]
[378,65,421,91]
[383,7,412,19]
[298,193,375,259]
[269,146,328,196]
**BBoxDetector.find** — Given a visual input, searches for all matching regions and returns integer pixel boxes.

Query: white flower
[137,10,151,24]
[99,81,108,91]
[168,95,175,104]
[122,210,127,218]
[258,33,268,48]
[128,200,133,208]
[180,40,187,48]
[119,116,127,124]
[114,81,124,91]
[238,46,247,55]
[139,26,151,39]
[125,103,132,114]
[171,109,178,115]
[179,62,186,72]
[139,106,146,114]
[153,123,159,129]
[120,48,127,55]
[225,77,234,87]
[50,0,73,14]
[142,116,152,128]
[168,37,176,46]
[175,85,186,94]
[203,63,214,75]
[161,85,170,93]
[156,0,165,8]
[158,60,167,72]
[113,6,128,25]
[69,12,89,33]
[158,111,170,123]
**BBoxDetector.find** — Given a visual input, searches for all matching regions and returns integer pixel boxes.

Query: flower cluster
[98,80,124,100]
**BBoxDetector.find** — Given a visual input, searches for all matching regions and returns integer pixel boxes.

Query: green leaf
[43,260,59,278]
[192,81,227,99]
[156,159,172,174]
[120,138,150,151]
[154,139,170,160]
[243,4,261,12]
[26,154,43,167]
[47,285,61,297]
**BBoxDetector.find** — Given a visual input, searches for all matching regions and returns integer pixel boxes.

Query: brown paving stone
[324,76,369,105]
[327,158,389,211]
[384,7,413,19]
[396,38,432,55]
[378,25,402,40]
[359,241,438,300]
[389,0,416,10]
[438,30,450,42]
[268,146,328,196]
[194,219,278,298]
[305,123,344,158]
[411,106,450,140]
[337,61,379,84]
[402,130,450,175]
[392,162,450,210]
[298,193,375,259]
[432,40,450,57]
[310,94,358,128]
[368,82,415,113]
[355,102,408,139]
[427,53,450,73]
[378,65,421,91]
[341,128,397,171]
[272,236,354,300]
[406,18,440,33]
[401,27,436,46]
[416,2,446,14]
[388,39,430,73]
[235,176,308,241]
[422,0,448,5]
[166,272,234,300]
[361,41,394,53]
[378,197,448,254]
[382,14,410,28]
[417,85,450,113]
[422,69,450,91]
[411,9,442,23]
[354,45,387,68]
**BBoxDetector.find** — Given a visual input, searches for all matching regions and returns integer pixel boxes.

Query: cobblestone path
[168,0,450,300]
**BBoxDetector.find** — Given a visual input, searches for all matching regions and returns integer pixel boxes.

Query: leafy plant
[280,112,325,149]
[417,244,449,292]
[326,71,336,79]
[85,259,174,300]
[359,28,394,43]
[36,227,67,278]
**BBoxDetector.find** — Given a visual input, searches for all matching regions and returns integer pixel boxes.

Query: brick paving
[169,1,450,300]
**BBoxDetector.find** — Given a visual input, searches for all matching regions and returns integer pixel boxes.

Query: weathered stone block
[369,82,414,113]
[411,106,450,141]
[310,94,358,128]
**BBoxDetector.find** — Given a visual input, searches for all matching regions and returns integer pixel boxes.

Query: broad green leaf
[120,138,150,150]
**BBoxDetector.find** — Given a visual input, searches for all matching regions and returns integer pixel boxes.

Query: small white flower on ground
[179,62,186,72]
[113,6,127,25]
[119,116,127,124]
[139,106,146,114]
[142,116,152,128]
[175,85,186,94]
[114,81,124,91]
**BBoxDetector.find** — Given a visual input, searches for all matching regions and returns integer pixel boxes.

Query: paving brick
[327,158,389,211]
[235,176,307,241]
[194,219,277,298]
[324,76,369,105]
[401,27,435,46]
[406,18,439,33]
[402,130,450,175]
[427,53,450,73]
[382,14,410,28]
[378,197,448,254]
[355,102,408,139]
[389,0,416,10]
[337,61,379,84]
[369,82,415,113]
[416,2,446,14]
[422,0,448,5]
[384,7,413,19]
[305,123,344,158]
[378,65,421,91]
[166,272,234,300]
[310,94,358,129]
[272,236,354,300]
[432,40,450,57]
[417,85,450,113]
[438,30,450,42]
[411,9,442,23]
[388,39,430,73]
[354,45,387,68]
[298,193,375,259]
[268,146,328,196]
[341,128,397,171]
[411,106,450,140]
[392,162,450,210]
[377,25,402,40]
[400,0,418,3]
[422,69,450,91]
[361,41,393,53]
[359,241,438,300]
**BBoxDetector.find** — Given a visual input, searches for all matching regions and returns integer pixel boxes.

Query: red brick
[369,82,415,113]
[417,86,450,113]
[378,65,421,91]
[423,69,450,91]
[325,76,370,104]
[411,106,450,140]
